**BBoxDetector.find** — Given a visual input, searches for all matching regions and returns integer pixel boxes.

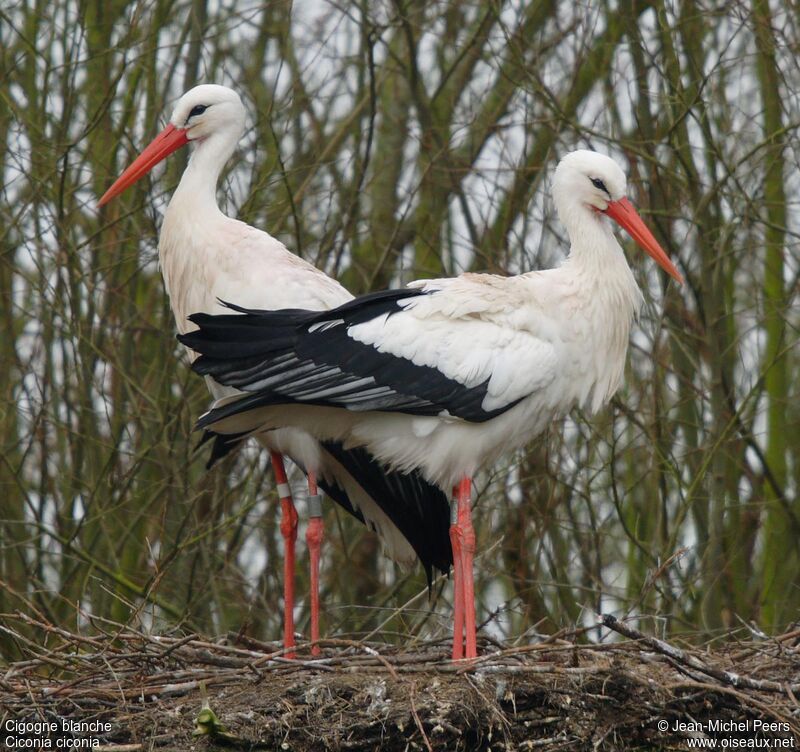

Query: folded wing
[179,284,557,426]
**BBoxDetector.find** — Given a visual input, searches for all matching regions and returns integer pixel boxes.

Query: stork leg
[270,452,298,658]
[452,477,477,659]
[449,489,464,660]
[305,472,324,656]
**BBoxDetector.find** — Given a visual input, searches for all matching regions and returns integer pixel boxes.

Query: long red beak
[604,197,683,284]
[98,124,189,206]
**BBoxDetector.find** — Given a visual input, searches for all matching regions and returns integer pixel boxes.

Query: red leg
[454,477,477,659]
[270,452,297,658]
[305,472,324,656]
[450,487,464,660]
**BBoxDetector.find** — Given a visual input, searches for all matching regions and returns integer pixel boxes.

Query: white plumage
[178,148,683,659]
[185,152,676,487]
[98,84,453,656]
[104,84,420,561]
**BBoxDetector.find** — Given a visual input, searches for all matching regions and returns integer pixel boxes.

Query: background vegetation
[1,0,798,658]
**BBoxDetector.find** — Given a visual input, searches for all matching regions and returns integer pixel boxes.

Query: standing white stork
[177,149,683,660]
[97,84,452,656]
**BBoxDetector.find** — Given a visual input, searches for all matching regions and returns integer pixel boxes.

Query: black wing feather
[196,429,248,469]
[320,441,452,584]
[179,288,522,425]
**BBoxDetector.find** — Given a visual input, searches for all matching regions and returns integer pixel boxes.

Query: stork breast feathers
[206,220,353,312]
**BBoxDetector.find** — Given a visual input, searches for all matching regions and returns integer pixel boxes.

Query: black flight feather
[196,429,248,469]
[320,441,452,584]
[178,288,523,426]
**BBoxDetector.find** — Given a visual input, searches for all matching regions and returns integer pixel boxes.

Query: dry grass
[2,614,798,751]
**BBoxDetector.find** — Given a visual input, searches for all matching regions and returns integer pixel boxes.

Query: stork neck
[552,200,644,329]
[170,131,238,217]
[561,202,630,278]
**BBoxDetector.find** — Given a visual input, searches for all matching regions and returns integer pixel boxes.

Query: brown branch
[600,614,800,695]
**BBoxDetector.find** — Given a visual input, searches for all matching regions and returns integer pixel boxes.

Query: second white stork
[178,149,684,659]
[97,84,452,656]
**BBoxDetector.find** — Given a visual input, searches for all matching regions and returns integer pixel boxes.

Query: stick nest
[1,613,798,751]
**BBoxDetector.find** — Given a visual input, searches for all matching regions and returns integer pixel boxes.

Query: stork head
[98,84,246,206]
[553,150,683,284]
[167,84,246,143]
[554,150,628,213]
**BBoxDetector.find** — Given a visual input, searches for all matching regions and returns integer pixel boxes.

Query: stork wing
[179,282,557,425]
[321,441,452,582]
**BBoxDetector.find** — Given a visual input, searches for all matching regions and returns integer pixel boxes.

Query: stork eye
[187,104,208,120]
[590,177,609,194]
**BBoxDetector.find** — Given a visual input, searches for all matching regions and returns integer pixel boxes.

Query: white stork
[177,149,683,660]
[98,84,452,656]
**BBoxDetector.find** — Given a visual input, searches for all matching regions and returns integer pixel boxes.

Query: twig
[409,682,433,752]
[600,614,800,694]
[666,680,800,735]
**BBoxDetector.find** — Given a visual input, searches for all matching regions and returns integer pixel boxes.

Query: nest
[1,613,798,751]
